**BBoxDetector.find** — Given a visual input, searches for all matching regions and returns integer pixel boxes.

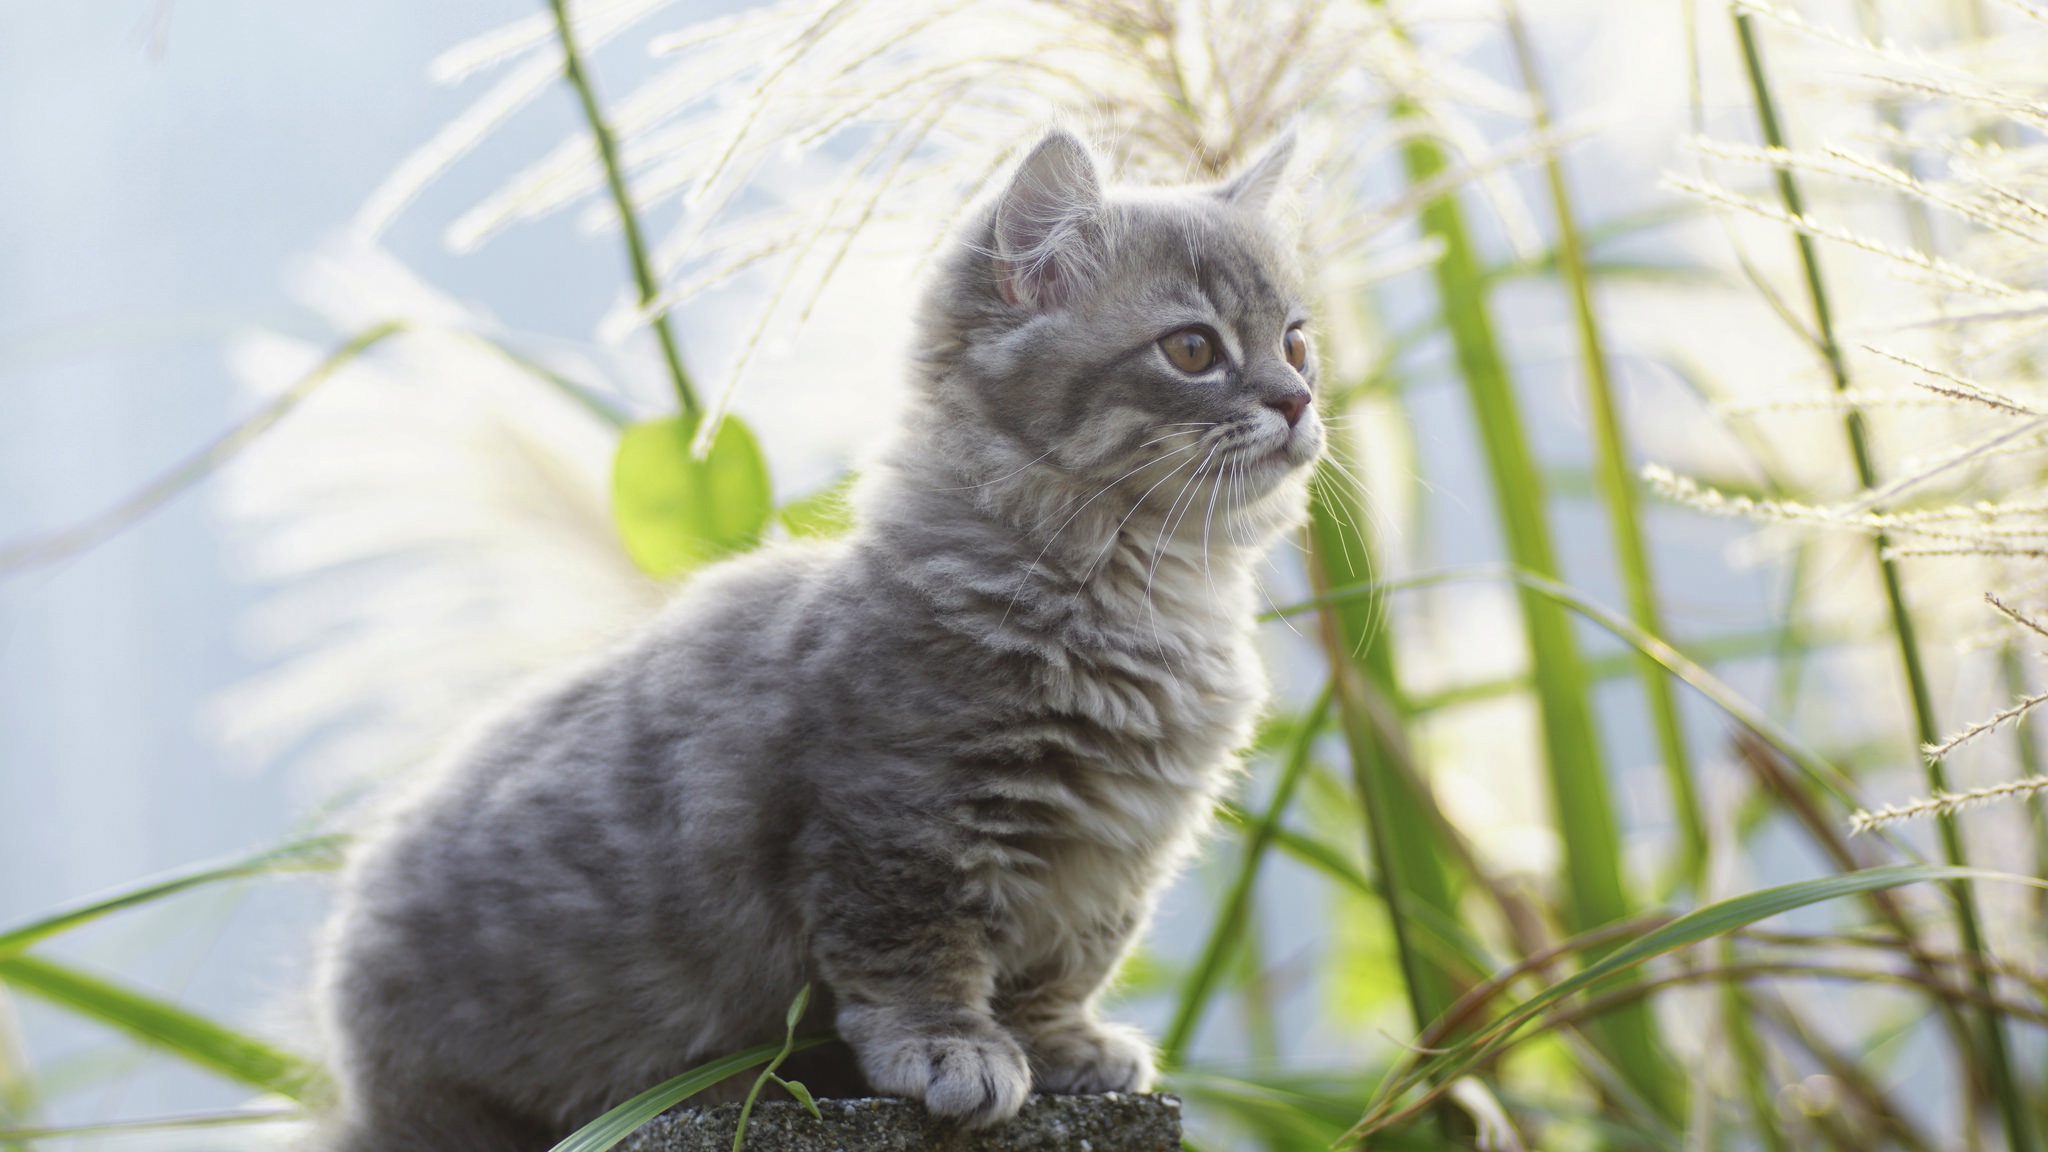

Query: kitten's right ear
[1216,129,1296,214]
[991,129,1105,310]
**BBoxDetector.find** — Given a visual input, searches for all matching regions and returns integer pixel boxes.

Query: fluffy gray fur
[316,127,1322,1152]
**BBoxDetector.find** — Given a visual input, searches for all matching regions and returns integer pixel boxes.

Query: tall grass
[7,1,2048,1150]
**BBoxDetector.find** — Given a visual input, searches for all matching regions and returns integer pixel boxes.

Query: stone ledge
[617,1093,1182,1152]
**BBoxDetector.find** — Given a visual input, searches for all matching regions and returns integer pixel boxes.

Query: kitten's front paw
[1026,1021,1155,1095]
[859,1026,1031,1127]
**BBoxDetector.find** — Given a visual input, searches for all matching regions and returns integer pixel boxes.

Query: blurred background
[5,1,2047,1149]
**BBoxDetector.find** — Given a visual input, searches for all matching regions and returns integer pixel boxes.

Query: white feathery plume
[351,0,1549,454]
[209,246,666,796]
[1671,5,2048,839]
[1851,775,2048,834]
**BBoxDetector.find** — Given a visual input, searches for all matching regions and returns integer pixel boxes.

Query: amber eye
[1283,327,1308,371]
[1161,328,1216,374]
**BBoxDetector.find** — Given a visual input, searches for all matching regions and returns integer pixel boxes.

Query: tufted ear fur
[1215,129,1296,214]
[992,129,1106,310]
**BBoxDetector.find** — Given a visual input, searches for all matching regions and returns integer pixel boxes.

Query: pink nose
[1264,391,1309,427]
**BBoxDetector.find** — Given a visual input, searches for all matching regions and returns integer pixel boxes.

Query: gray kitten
[317,127,1322,1152]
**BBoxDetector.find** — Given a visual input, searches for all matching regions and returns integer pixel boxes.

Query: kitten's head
[905,128,1323,550]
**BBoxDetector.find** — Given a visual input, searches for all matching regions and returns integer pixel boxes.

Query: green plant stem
[545,0,698,423]
[732,1000,807,1152]
[1731,15,2031,1150]
[1161,681,1335,1065]
[1504,0,1707,894]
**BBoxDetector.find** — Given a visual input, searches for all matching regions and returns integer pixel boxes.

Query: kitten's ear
[992,129,1105,310]
[1216,129,1296,214]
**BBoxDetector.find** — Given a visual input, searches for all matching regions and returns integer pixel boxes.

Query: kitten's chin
[1238,425,1324,484]
[1219,437,1320,538]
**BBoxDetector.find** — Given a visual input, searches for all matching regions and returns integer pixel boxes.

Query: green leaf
[783,984,811,1034]
[612,416,772,578]
[548,1038,830,1152]
[778,473,857,539]
[775,1076,821,1121]
[0,955,325,1102]
[0,834,346,959]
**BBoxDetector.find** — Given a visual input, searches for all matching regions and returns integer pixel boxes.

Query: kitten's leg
[806,866,1031,1127]
[1000,928,1156,1096]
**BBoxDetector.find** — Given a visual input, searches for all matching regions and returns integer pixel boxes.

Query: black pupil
[1177,333,1207,367]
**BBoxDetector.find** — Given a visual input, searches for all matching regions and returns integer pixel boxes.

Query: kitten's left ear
[1216,129,1296,214]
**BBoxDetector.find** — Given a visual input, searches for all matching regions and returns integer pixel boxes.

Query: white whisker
[926,442,1062,492]
[1143,440,1224,670]
[999,443,1199,629]
[1074,446,1206,591]
[1134,428,1212,450]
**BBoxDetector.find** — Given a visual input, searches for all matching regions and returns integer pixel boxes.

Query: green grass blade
[547,1037,830,1152]
[1161,682,1335,1064]
[463,332,632,427]
[1393,101,1674,1116]
[1731,16,2030,1147]
[0,1106,302,1142]
[0,835,345,958]
[1400,131,1624,928]
[1505,1,1705,892]
[0,955,324,1102]
[1304,461,1463,1037]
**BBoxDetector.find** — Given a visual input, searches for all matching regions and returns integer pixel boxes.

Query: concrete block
[616,1093,1183,1152]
